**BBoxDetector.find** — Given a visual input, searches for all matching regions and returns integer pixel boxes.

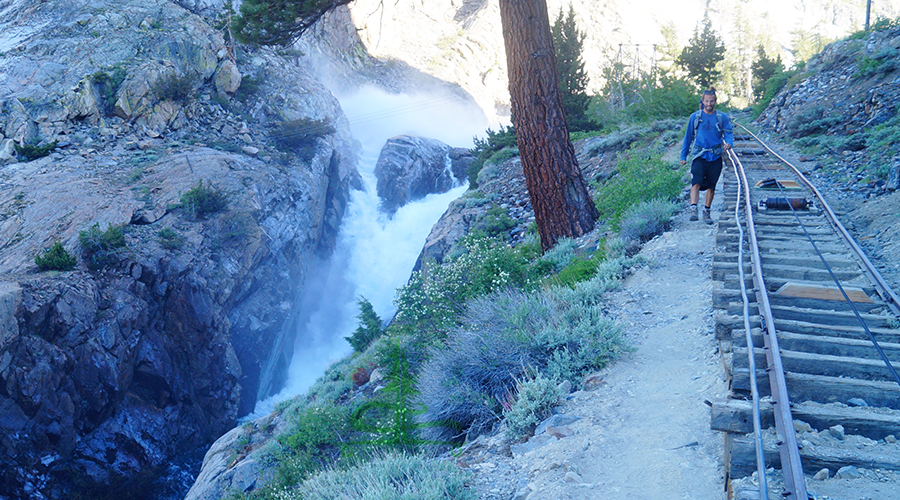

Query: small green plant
[14,140,58,161]
[503,374,561,439]
[35,241,77,271]
[345,298,383,353]
[152,72,196,103]
[157,227,184,250]
[180,180,227,219]
[79,223,127,270]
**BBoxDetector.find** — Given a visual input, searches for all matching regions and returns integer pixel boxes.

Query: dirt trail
[466,207,728,499]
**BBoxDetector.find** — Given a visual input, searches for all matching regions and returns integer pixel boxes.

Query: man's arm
[723,114,734,151]
[680,114,695,164]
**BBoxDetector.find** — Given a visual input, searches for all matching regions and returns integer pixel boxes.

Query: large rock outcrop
[373,135,470,213]
[0,0,359,498]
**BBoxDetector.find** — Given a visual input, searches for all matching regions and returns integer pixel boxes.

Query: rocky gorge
[0,0,370,497]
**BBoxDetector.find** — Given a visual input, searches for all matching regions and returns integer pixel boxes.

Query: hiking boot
[703,207,713,224]
[689,205,698,221]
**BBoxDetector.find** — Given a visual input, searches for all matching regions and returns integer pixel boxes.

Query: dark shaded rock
[374,135,464,214]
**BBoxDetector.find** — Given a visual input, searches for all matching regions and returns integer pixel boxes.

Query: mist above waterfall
[249,85,488,415]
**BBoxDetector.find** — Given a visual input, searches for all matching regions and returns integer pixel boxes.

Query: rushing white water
[248,86,488,417]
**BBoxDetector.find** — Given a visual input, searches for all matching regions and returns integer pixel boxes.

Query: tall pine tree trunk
[499,0,598,252]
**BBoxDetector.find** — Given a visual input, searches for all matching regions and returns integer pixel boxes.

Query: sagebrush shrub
[617,199,679,243]
[415,272,632,443]
[279,452,474,500]
[504,374,561,439]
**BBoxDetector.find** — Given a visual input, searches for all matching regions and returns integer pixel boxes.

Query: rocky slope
[0,0,363,497]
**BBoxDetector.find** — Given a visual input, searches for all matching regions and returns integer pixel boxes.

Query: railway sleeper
[725,432,900,480]
[710,399,900,441]
[731,369,900,410]
[715,290,883,314]
[769,304,895,328]
[719,276,876,297]
[716,313,762,341]
[773,318,900,343]
[733,347,900,383]
[730,329,900,362]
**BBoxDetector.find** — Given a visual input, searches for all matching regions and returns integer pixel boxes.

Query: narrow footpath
[465,206,728,499]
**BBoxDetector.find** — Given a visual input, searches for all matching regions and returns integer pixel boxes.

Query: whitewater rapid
[247,86,488,416]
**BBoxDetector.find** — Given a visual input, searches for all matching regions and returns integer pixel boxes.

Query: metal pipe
[727,149,769,500]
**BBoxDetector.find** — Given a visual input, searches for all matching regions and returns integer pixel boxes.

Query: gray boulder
[374,135,467,214]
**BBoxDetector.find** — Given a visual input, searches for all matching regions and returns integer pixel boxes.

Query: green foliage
[78,223,127,270]
[503,374,561,439]
[468,125,517,188]
[152,72,196,103]
[415,272,630,443]
[854,49,899,79]
[271,405,352,491]
[753,66,803,117]
[592,147,684,227]
[391,235,538,339]
[271,117,335,158]
[617,199,680,243]
[593,72,697,130]
[676,12,725,88]
[551,5,592,131]
[232,0,352,46]
[180,179,227,219]
[751,45,783,101]
[346,298,383,353]
[157,227,184,250]
[790,26,835,65]
[14,140,57,161]
[867,114,900,177]
[276,453,474,500]
[35,241,76,272]
[90,64,127,115]
[474,205,518,238]
[551,251,604,288]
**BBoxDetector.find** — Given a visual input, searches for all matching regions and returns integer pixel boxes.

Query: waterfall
[247,85,488,417]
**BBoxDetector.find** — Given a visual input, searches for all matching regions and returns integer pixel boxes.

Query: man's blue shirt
[680,110,734,162]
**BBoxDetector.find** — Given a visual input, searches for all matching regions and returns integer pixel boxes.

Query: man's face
[702,95,716,113]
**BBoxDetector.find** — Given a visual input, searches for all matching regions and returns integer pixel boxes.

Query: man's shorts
[691,156,723,191]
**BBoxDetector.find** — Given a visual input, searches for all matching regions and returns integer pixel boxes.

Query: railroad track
[708,125,900,499]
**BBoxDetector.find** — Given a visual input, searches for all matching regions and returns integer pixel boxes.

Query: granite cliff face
[0,0,360,497]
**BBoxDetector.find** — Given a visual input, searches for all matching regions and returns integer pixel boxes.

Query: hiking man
[680,87,733,223]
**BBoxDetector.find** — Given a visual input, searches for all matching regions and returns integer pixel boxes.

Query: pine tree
[499,0,598,252]
[751,45,783,101]
[676,12,726,89]
[551,5,592,132]
[345,298,383,353]
[232,0,353,45]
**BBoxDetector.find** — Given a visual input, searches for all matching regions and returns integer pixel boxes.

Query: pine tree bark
[498,0,598,252]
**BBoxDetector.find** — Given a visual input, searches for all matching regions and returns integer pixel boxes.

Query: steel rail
[735,124,900,318]
[735,125,900,387]
[726,149,768,500]
[728,145,809,499]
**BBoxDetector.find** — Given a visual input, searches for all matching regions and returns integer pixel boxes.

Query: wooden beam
[775,282,873,303]
[711,399,900,440]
